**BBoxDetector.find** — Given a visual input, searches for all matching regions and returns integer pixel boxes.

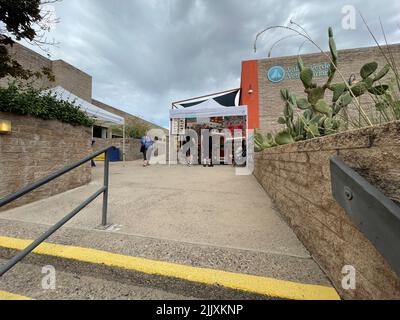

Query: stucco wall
[254,121,400,299]
[0,112,92,211]
[52,60,92,101]
[257,44,400,134]
[0,43,92,101]
[0,42,164,133]
[92,99,168,134]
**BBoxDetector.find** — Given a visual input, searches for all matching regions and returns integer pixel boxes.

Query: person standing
[91,140,97,167]
[183,136,194,166]
[140,132,154,167]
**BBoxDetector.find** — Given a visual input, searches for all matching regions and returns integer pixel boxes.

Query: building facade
[0,42,165,136]
[240,44,400,134]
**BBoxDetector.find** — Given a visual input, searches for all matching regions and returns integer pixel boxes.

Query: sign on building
[267,62,330,83]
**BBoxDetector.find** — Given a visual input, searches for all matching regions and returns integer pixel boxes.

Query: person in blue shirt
[140,132,154,167]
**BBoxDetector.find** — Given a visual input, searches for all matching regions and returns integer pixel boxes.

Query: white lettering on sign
[286,62,330,79]
[268,62,330,83]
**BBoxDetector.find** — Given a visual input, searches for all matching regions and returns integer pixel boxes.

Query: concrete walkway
[0,162,331,289]
[1,162,307,256]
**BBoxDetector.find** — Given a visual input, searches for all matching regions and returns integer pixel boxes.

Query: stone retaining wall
[0,112,92,211]
[254,121,400,299]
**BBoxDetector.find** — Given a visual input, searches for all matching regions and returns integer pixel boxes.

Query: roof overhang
[43,86,125,126]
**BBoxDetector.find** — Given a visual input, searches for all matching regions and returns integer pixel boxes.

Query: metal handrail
[0,146,114,277]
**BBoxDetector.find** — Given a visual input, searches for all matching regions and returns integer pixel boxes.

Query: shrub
[0,84,95,127]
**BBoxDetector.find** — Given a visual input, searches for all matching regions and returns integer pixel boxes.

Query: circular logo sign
[268,66,286,83]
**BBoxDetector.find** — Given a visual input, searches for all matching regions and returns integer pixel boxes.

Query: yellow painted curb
[0,290,32,300]
[0,236,340,300]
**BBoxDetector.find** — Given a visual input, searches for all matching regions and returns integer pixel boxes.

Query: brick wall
[254,121,400,299]
[257,44,400,134]
[92,137,169,163]
[92,138,142,161]
[0,112,92,211]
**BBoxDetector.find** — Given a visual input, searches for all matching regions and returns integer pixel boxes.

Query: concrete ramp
[0,226,339,300]
[0,162,309,256]
[0,162,337,299]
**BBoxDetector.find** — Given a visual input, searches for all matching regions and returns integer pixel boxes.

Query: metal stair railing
[0,146,114,277]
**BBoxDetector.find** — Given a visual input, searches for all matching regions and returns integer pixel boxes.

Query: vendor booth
[170,89,248,165]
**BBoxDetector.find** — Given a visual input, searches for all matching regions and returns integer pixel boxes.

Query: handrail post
[0,145,116,277]
[102,149,110,226]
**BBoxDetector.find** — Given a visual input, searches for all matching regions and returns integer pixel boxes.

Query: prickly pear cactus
[255,27,392,151]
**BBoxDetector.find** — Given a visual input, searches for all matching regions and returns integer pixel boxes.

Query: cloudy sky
[24,0,400,128]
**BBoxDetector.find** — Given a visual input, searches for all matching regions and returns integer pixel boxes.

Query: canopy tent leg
[169,119,171,165]
[123,123,126,162]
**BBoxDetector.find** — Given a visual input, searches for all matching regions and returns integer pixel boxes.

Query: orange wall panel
[240,60,259,129]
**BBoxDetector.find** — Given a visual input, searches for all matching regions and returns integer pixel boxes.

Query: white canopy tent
[169,99,247,119]
[170,92,249,165]
[169,98,248,165]
[44,86,125,125]
[44,86,126,161]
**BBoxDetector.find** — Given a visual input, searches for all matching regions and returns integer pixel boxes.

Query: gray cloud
[25,0,400,127]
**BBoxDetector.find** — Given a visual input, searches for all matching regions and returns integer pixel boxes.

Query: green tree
[126,123,150,139]
[0,0,59,80]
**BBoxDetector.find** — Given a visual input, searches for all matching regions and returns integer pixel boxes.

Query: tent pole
[169,118,172,165]
[123,122,126,162]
